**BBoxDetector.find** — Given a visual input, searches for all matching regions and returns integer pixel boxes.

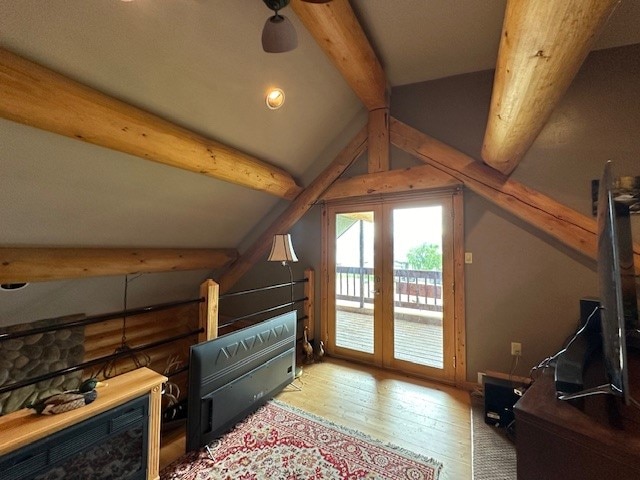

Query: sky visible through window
[336,206,442,268]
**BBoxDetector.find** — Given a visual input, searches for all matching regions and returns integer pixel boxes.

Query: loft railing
[335,266,443,312]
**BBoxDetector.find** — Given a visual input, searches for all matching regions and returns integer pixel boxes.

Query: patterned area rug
[161,400,442,480]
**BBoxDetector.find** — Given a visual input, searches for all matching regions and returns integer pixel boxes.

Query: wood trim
[199,279,219,343]
[0,47,302,200]
[147,381,163,480]
[453,190,467,387]
[390,117,640,272]
[460,381,481,392]
[291,0,389,110]
[0,368,166,456]
[218,126,368,293]
[367,108,390,173]
[322,164,461,201]
[380,202,394,370]
[304,268,315,341]
[323,202,384,366]
[0,247,238,283]
[482,0,620,174]
[320,206,330,348]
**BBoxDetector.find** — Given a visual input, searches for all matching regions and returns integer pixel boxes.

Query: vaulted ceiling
[2,0,640,288]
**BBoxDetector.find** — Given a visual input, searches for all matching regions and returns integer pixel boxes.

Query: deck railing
[336,266,443,312]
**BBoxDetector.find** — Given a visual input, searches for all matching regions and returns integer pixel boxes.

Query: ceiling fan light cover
[262,15,298,53]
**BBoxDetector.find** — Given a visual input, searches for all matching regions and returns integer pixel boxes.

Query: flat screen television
[557,161,639,403]
[596,161,639,404]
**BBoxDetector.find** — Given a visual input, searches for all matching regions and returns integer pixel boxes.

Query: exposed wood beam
[291,0,389,111]
[482,0,620,175]
[0,247,238,283]
[390,117,640,271]
[0,48,302,200]
[218,126,368,293]
[367,108,390,173]
[322,164,461,201]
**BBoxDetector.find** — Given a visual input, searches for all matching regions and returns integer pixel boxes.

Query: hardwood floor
[276,357,472,480]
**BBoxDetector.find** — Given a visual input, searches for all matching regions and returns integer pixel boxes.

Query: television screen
[597,161,635,404]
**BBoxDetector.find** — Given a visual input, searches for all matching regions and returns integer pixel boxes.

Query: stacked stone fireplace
[0,315,85,416]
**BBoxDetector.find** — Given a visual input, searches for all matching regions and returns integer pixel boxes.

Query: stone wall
[0,314,85,415]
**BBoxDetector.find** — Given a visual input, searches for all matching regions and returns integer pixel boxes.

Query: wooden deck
[335,306,444,368]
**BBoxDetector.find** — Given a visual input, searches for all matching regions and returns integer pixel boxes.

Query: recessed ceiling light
[266,88,285,110]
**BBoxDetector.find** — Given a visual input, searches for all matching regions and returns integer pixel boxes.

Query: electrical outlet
[511,342,522,356]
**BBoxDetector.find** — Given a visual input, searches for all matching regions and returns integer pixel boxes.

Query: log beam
[390,117,640,271]
[0,247,238,283]
[218,126,368,293]
[291,0,389,111]
[367,108,390,173]
[0,48,302,200]
[322,164,461,201]
[482,0,620,174]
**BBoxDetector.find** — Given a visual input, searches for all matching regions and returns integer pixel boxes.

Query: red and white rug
[161,400,442,480]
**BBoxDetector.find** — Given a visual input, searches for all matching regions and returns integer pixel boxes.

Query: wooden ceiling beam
[218,125,368,293]
[291,0,389,111]
[391,117,640,271]
[0,48,302,200]
[0,247,239,283]
[322,164,461,201]
[482,0,620,175]
[367,108,390,173]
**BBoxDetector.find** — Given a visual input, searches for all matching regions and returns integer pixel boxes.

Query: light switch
[464,252,473,264]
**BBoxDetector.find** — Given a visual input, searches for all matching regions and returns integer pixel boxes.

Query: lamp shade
[268,234,298,263]
[262,14,298,53]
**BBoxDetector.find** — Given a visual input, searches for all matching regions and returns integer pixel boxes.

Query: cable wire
[530,305,600,378]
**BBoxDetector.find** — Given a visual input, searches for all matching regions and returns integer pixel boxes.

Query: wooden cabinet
[514,357,640,480]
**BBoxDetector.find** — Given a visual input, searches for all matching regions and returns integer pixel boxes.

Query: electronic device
[484,375,525,428]
[555,161,639,404]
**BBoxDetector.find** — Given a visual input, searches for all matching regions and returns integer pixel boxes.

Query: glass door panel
[334,211,376,354]
[392,206,444,369]
[325,195,456,381]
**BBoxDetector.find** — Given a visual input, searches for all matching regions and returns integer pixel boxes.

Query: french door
[324,193,458,382]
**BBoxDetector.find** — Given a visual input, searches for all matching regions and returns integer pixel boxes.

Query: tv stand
[514,355,640,480]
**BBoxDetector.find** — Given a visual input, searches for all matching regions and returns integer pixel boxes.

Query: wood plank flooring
[276,357,472,480]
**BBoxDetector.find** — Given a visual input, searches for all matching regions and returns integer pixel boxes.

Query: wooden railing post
[199,279,219,343]
[304,268,315,342]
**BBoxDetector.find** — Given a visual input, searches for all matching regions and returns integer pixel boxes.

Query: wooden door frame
[323,203,384,365]
[320,189,467,387]
[380,195,455,382]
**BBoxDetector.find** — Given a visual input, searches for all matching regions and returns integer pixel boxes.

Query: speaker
[484,376,521,428]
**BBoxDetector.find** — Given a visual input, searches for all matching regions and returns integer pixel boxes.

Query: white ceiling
[1,0,639,251]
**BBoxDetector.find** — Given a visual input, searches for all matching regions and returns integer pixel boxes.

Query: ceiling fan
[261,0,332,53]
